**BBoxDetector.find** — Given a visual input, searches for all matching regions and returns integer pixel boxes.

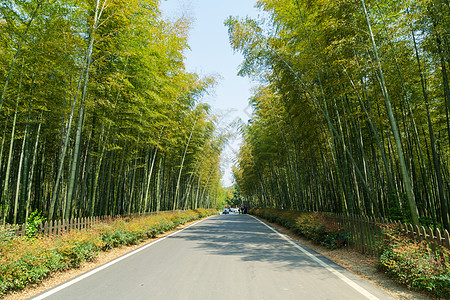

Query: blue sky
[160,0,260,187]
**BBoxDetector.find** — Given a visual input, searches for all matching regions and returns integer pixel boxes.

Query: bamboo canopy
[0,0,226,224]
[228,0,450,231]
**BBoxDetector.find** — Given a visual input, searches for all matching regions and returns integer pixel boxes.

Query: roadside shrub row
[0,209,215,296]
[379,224,450,298]
[250,208,450,298]
[251,208,348,249]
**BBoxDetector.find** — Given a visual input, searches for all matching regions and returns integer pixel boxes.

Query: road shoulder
[252,215,430,300]
[3,218,210,300]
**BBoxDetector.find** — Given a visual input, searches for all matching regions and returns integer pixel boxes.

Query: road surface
[31,214,395,300]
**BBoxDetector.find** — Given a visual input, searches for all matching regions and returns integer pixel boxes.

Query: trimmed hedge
[250,208,450,298]
[0,209,215,296]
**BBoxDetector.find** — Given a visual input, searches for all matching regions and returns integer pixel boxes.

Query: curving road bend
[31,214,395,300]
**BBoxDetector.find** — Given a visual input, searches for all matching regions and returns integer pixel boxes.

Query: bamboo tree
[64,103,85,219]
[1,74,22,224]
[143,128,164,212]
[25,112,42,221]
[173,112,199,210]
[12,112,29,224]
[360,0,419,225]
[0,0,43,113]
[410,27,449,228]
[49,0,107,220]
[0,0,223,223]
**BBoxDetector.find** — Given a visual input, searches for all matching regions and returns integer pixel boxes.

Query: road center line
[249,215,379,300]
[31,216,214,300]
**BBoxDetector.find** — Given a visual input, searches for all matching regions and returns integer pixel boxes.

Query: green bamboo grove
[228,0,450,230]
[0,0,225,224]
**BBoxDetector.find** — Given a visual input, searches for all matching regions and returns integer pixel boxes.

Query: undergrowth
[251,208,348,250]
[250,208,450,298]
[0,209,215,296]
[378,224,450,298]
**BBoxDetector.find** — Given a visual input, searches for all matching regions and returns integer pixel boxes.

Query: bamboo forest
[229,0,450,231]
[0,0,225,224]
[1,0,450,233]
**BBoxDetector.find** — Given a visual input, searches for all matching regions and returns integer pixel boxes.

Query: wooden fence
[399,222,450,250]
[330,214,450,256]
[9,216,105,236]
[4,211,162,237]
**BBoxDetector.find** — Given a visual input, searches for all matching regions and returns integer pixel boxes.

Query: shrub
[55,230,102,269]
[0,224,18,243]
[101,229,140,249]
[0,236,55,293]
[25,210,46,239]
[378,224,450,298]
[250,208,347,250]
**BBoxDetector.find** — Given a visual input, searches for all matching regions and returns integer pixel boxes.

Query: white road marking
[31,216,214,300]
[249,215,380,300]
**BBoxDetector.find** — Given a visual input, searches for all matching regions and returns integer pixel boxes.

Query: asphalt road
[31,214,395,300]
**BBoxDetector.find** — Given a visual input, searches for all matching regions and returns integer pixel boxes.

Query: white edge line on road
[31,216,214,300]
[249,215,380,300]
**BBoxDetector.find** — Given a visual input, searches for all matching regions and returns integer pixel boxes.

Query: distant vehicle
[222,208,229,215]
[230,208,236,213]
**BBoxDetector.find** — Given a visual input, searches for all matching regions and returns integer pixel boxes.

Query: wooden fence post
[56,220,61,235]
[436,228,442,248]
[43,221,48,235]
[356,216,362,253]
[427,227,435,252]
[49,220,53,235]
[360,216,367,254]
[444,230,450,248]
[407,224,413,239]
[368,216,376,255]
[21,223,26,236]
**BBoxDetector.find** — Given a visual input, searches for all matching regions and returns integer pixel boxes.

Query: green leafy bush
[101,229,140,249]
[25,210,46,239]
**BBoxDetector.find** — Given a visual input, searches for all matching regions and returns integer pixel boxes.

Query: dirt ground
[3,216,432,299]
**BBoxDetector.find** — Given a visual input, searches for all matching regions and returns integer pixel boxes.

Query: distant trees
[228,0,450,230]
[0,0,224,224]
[225,187,242,208]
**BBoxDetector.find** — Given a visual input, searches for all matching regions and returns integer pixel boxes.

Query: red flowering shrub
[379,224,450,298]
[250,208,348,249]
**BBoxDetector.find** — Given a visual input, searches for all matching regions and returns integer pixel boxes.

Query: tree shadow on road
[171,214,344,277]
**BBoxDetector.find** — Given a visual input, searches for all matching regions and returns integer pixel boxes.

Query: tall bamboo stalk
[360,0,419,225]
